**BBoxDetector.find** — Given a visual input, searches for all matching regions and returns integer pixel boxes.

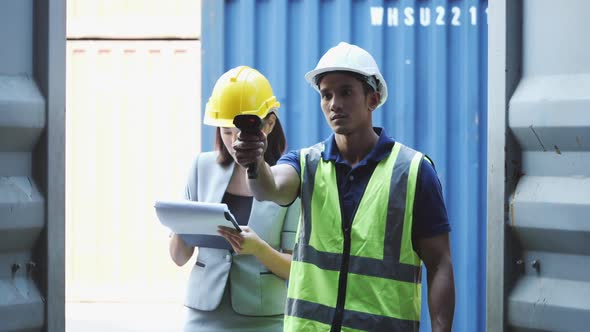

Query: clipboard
[154,200,242,237]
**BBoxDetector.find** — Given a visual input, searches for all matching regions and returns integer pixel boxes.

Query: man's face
[318,72,378,136]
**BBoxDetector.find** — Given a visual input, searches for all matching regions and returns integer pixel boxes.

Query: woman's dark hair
[215,112,286,167]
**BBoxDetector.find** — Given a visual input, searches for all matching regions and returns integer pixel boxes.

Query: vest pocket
[185,249,231,311]
[259,272,287,316]
[229,256,286,316]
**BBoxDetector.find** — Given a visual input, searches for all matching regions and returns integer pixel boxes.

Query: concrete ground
[66,302,185,332]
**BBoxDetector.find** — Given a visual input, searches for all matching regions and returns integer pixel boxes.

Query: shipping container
[64,0,203,311]
[65,40,201,303]
[0,0,65,331]
[64,2,204,330]
[201,1,488,331]
[487,1,590,331]
[67,0,201,39]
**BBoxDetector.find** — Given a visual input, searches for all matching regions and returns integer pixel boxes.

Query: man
[233,42,455,332]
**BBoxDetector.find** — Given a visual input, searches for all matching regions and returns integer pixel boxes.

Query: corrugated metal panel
[201,1,488,331]
[66,41,200,302]
[0,1,33,75]
[488,0,590,331]
[1,0,66,331]
[0,76,45,332]
[66,0,202,39]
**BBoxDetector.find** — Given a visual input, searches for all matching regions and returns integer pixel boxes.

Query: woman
[169,66,299,332]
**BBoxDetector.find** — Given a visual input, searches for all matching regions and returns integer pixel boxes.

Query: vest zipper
[331,222,351,332]
[332,167,369,331]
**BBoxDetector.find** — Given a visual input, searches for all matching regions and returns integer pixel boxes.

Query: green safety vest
[284,142,424,332]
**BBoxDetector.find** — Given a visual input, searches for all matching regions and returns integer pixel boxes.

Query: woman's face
[220,127,240,160]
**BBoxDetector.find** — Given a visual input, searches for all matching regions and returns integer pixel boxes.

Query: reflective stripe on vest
[285,142,423,332]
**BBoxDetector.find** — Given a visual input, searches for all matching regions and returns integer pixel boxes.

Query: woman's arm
[217,226,292,279]
[169,234,195,266]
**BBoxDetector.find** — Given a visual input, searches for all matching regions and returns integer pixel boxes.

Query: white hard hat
[305,42,388,108]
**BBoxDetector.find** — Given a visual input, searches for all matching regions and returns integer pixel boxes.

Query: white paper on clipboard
[154,200,241,236]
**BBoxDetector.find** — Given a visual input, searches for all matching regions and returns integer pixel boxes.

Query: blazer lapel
[199,155,234,203]
[247,198,281,247]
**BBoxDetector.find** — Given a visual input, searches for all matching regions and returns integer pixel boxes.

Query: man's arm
[249,162,300,206]
[416,233,455,332]
[233,130,300,205]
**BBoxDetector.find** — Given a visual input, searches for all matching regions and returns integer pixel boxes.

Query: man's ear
[368,92,380,111]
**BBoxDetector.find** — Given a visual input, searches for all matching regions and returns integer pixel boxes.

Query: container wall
[0,0,66,331]
[202,1,488,331]
[66,40,201,302]
[67,0,201,39]
[486,1,521,331]
[488,0,590,331]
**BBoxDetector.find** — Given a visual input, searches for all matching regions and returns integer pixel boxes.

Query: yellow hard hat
[204,66,280,127]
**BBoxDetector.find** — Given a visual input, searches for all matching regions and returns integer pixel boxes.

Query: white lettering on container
[470,6,477,25]
[369,5,488,27]
[420,7,431,26]
[436,6,445,26]
[388,7,399,27]
[370,6,384,26]
[451,6,461,26]
[404,7,415,26]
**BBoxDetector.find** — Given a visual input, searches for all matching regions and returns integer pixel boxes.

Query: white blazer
[184,151,300,316]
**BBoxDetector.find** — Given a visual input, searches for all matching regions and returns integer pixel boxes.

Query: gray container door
[0,1,66,331]
[488,1,590,331]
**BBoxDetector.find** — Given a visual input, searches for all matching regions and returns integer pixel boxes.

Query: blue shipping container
[202,1,487,331]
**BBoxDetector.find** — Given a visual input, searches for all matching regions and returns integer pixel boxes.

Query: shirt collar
[321,127,395,166]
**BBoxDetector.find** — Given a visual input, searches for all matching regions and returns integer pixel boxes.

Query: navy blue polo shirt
[278,127,450,244]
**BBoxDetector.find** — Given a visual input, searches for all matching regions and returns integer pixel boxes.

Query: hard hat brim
[305,67,373,86]
[203,109,279,128]
[202,116,237,128]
